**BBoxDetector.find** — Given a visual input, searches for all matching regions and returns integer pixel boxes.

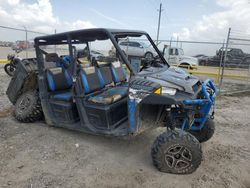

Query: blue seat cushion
[47,67,73,92]
[52,92,73,101]
[80,67,105,94]
[88,87,127,105]
[110,61,127,84]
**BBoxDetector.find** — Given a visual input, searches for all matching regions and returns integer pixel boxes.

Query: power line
[0,25,49,35]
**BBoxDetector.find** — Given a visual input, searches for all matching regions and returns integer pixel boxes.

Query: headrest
[63,55,71,63]
[110,61,126,83]
[111,61,122,68]
[46,67,72,92]
[77,48,88,58]
[48,67,63,75]
[45,53,60,62]
[82,66,96,75]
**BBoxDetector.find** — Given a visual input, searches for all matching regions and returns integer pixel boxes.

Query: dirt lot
[0,64,250,188]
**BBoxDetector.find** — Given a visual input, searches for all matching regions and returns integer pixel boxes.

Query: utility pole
[156,3,163,46]
[54,29,57,53]
[23,26,28,58]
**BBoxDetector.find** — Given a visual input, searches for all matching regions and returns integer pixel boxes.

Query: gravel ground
[0,64,250,188]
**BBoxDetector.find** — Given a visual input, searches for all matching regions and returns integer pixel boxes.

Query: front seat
[79,66,127,105]
[110,61,127,85]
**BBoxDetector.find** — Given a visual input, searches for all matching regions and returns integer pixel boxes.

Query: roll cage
[34,28,169,76]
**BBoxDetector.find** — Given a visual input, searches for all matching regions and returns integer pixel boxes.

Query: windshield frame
[109,32,169,75]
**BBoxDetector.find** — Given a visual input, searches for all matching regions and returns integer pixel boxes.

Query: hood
[138,66,200,94]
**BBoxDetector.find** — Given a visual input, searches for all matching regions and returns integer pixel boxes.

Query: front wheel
[4,63,16,76]
[188,118,215,143]
[151,129,202,174]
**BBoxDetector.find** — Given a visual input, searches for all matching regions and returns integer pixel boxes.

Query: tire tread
[151,129,202,174]
[14,90,43,123]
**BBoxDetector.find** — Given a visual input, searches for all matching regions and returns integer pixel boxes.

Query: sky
[0,0,250,55]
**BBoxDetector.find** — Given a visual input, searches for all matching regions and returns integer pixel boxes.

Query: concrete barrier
[0,59,9,63]
[172,64,250,83]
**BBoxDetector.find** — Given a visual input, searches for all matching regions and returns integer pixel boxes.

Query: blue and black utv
[6,28,217,174]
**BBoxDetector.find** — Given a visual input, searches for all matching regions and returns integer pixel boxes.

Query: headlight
[154,87,162,94]
[162,87,177,95]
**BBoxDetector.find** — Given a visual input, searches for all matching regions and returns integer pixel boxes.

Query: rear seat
[46,67,73,101]
[44,53,59,68]
[79,64,127,105]
[45,53,70,69]
[45,53,74,101]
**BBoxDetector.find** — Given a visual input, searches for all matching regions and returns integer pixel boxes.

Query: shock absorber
[165,108,176,130]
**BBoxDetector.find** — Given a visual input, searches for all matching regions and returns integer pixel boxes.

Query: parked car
[193,54,209,66]
[119,41,157,59]
[77,47,105,61]
[162,45,198,69]
[193,54,207,58]
[218,48,250,64]
[206,47,250,67]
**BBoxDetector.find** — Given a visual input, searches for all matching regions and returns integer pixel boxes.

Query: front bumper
[182,79,217,130]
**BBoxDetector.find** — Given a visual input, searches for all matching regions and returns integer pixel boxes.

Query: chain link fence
[156,30,250,94]
[0,25,54,59]
[156,39,223,82]
[219,28,250,94]
[1,25,250,94]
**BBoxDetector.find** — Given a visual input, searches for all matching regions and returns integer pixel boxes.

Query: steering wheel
[140,57,163,71]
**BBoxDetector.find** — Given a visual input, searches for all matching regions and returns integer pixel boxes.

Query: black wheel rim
[6,65,15,76]
[244,58,250,64]
[164,144,192,170]
[17,96,31,114]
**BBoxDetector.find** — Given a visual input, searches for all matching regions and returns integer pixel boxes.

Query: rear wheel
[188,118,215,143]
[179,63,192,69]
[243,57,250,64]
[4,63,16,76]
[14,90,43,123]
[151,129,202,174]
